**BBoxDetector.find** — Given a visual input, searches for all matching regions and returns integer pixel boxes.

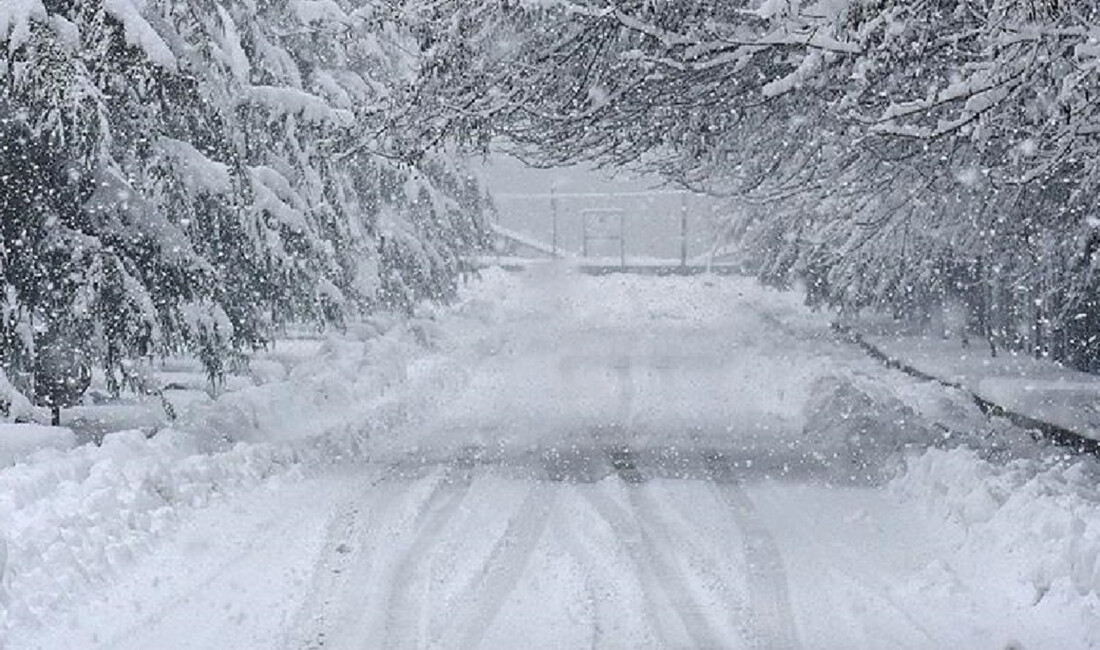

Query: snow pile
[0,310,460,641]
[0,429,302,636]
[0,424,75,468]
[177,320,431,448]
[802,373,935,480]
[893,447,1100,633]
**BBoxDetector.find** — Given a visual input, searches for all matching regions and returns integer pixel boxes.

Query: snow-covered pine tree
[0,1,201,407]
[0,0,489,419]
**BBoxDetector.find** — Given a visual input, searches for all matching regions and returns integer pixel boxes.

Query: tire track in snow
[625,488,741,650]
[627,479,756,646]
[703,452,802,650]
[433,481,557,650]
[590,449,732,649]
[290,460,426,650]
[553,501,614,650]
[381,455,478,650]
[579,486,678,648]
[289,452,476,650]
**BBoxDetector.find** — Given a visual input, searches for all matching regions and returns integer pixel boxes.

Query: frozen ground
[860,326,1100,441]
[5,265,1100,649]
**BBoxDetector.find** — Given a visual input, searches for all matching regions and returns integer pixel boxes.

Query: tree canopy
[0,0,491,403]
[412,0,1100,370]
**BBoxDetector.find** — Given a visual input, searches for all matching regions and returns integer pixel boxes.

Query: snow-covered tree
[412,0,1100,370]
[0,0,489,414]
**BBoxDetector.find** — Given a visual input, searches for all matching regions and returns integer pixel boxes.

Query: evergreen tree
[0,0,490,419]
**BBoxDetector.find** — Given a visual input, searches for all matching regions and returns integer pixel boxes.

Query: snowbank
[893,447,1100,642]
[0,424,75,468]
[0,429,302,635]
[802,374,933,480]
[0,312,449,641]
[176,322,428,447]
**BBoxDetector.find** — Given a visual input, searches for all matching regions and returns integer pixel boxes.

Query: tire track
[434,482,557,650]
[288,453,477,650]
[703,452,802,650]
[588,449,732,649]
[289,460,428,650]
[553,504,613,650]
[382,459,477,650]
[579,487,680,648]
[627,483,753,646]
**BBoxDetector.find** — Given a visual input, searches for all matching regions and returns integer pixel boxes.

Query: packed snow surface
[5,265,1100,649]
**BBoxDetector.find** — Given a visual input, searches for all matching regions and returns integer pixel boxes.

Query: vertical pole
[28,310,35,405]
[620,210,626,269]
[582,214,588,257]
[550,185,559,258]
[680,191,688,268]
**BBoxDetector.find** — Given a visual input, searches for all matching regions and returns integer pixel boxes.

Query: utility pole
[679,191,688,268]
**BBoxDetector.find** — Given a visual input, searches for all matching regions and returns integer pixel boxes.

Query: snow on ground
[0,424,75,467]
[0,315,444,644]
[5,265,1100,648]
[397,262,843,455]
[22,469,367,650]
[0,430,303,639]
[889,447,1100,648]
[861,325,1100,440]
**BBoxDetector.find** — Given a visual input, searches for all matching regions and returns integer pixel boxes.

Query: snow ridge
[895,448,1100,606]
[0,312,453,642]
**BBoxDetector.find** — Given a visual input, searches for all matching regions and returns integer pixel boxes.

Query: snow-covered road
[13,266,1100,649]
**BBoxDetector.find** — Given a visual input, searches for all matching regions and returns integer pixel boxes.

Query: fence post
[680,192,688,267]
[620,210,626,268]
[581,212,588,257]
[550,185,559,257]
